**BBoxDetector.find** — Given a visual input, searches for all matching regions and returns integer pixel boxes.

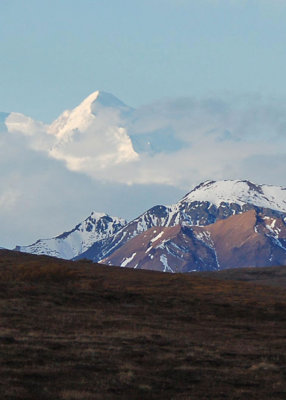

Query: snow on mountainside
[78,179,286,263]
[75,205,180,262]
[48,91,132,139]
[16,179,286,267]
[1,90,184,171]
[1,91,139,180]
[168,180,286,228]
[15,212,126,260]
[182,180,286,212]
[103,209,286,272]
[102,225,219,273]
[48,90,138,172]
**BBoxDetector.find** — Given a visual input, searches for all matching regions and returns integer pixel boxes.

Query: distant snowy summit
[0,90,185,166]
[48,90,132,138]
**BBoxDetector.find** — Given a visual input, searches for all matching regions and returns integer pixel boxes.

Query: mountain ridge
[182,179,286,212]
[15,179,286,273]
[77,179,286,263]
[102,209,286,272]
[16,212,126,260]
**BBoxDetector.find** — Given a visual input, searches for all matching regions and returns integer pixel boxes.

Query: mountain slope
[76,204,180,262]
[172,179,286,226]
[16,212,126,260]
[102,225,218,273]
[181,180,286,212]
[103,209,286,272]
[194,209,286,269]
[16,179,286,270]
[78,180,286,262]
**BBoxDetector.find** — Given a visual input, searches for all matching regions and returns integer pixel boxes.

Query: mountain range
[16,179,286,272]
[16,212,126,260]
[2,89,286,258]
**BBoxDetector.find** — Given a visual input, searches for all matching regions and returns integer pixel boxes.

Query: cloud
[2,92,286,248]
[0,189,20,210]
[4,93,286,190]
[0,126,181,248]
[112,94,286,188]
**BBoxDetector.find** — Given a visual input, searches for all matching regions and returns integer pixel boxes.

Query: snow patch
[160,254,174,273]
[121,252,137,267]
[151,231,164,243]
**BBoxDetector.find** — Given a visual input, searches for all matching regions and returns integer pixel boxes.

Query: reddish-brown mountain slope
[103,210,286,272]
[102,225,218,273]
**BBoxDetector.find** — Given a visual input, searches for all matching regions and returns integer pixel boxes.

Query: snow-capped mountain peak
[94,91,131,110]
[180,180,286,213]
[46,91,138,171]
[48,90,132,139]
[74,212,127,240]
[80,90,100,108]
[48,91,99,138]
[16,212,127,260]
[89,211,109,219]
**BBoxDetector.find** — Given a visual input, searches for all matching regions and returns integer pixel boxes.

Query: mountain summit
[182,180,286,213]
[16,212,126,260]
[48,91,132,138]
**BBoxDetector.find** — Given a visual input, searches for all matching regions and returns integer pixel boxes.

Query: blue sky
[2,0,286,248]
[1,0,286,121]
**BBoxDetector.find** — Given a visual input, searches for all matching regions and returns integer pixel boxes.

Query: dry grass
[249,361,280,371]
[1,249,286,399]
[60,390,95,400]
[15,262,77,282]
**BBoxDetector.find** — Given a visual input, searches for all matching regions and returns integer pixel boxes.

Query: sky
[1,0,286,122]
[1,0,286,248]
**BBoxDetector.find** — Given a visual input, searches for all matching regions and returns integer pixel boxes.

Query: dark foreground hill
[1,250,286,399]
[200,264,286,288]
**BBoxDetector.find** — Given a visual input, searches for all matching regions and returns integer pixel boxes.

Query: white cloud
[2,92,286,248]
[6,94,286,186]
[114,94,286,188]
[4,93,286,190]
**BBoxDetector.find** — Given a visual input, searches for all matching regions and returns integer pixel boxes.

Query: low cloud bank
[1,93,286,247]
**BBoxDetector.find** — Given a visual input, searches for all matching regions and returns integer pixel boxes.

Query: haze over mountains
[2,90,286,250]
[3,90,185,181]
[16,180,286,272]
[0,91,187,248]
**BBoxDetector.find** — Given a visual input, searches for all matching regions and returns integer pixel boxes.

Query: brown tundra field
[1,249,286,399]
